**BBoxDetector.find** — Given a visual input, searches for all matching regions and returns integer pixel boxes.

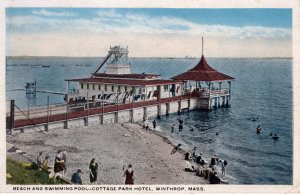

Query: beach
[7,122,207,184]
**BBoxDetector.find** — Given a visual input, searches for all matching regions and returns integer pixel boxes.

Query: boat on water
[76,64,92,67]
[184,55,196,59]
[30,65,50,68]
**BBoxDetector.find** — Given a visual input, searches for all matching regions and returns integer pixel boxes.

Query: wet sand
[7,123,207,184]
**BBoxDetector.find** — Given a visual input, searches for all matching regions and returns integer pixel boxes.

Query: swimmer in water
[272,134,279,140]
[256,125,262,134]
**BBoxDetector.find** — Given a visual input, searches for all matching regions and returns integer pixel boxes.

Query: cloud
[97,9,123,18]
[7,10,291,40]
[32,9,75,17]
[6,9,292,57]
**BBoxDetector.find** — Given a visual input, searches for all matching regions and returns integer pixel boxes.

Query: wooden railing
[12,94,193,128]
[184,89,229,98]
[11,88,231,128]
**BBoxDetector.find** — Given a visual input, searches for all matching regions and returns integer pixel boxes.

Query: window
[105,85,107,91]
[125,86,128,92]
[98,84,101,90]
[87,84,89,90]
[112,85,114,92]
[93,84,95,90]
[164,85,169,92]
[132,87,136,93]
[81,83,83,89]
[118,86,121,92]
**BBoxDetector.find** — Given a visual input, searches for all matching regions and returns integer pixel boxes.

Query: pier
[6,43,234,133]
[6,87,231,133]
[7,94,197,131]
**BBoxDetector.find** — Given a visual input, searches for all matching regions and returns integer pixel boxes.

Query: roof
[91,73,160,79]
[172,55,235,82]
[66,77,183,86]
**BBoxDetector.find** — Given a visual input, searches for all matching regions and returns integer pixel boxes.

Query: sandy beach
[7,122,207,184]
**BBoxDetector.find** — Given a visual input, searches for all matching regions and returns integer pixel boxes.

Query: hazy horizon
[6,55,293,59]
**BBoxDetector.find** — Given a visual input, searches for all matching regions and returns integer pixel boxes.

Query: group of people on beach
[36,150,71,182]
[143,118,228,184]
[36,150,134,185]
[36,117,230,185]
[171,144,228,184]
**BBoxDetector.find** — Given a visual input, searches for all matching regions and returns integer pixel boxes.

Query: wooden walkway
[14,94,199,128]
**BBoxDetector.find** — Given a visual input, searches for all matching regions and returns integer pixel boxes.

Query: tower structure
[105,46,131,74]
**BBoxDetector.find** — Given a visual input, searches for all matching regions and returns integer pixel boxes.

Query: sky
[6,8,292,58]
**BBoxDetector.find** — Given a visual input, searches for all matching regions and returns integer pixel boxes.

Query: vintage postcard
[1,0,299,193]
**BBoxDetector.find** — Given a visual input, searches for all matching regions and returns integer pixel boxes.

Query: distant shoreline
[6,56,293,60]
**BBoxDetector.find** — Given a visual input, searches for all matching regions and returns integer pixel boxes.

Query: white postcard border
[0,0,299,193]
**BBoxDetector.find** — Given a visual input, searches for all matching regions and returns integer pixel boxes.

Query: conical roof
[172,55,234,82]
[190,55,216,72]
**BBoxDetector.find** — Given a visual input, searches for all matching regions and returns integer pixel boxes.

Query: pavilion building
[172,53,235,110]
[66,46,183,106]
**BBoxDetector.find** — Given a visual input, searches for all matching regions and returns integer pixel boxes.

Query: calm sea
[6,57,293,184]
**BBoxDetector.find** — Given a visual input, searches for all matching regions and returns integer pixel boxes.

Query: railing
[210,89,229,96]
[184,88,229,98]
[11,94,194,128]
[9,88,232,125]
[13,103,67,120]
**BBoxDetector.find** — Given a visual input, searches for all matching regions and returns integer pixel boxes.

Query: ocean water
[6,57,292,184]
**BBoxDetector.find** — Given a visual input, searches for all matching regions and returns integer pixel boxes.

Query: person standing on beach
[152,120,156,130]
[36,151,43,168]
[171,124,175,133]
[54,150,65,182]
[192,147,197,161]
[89,158,98,184]
[124,164,135,185]
[221,160,227,176]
